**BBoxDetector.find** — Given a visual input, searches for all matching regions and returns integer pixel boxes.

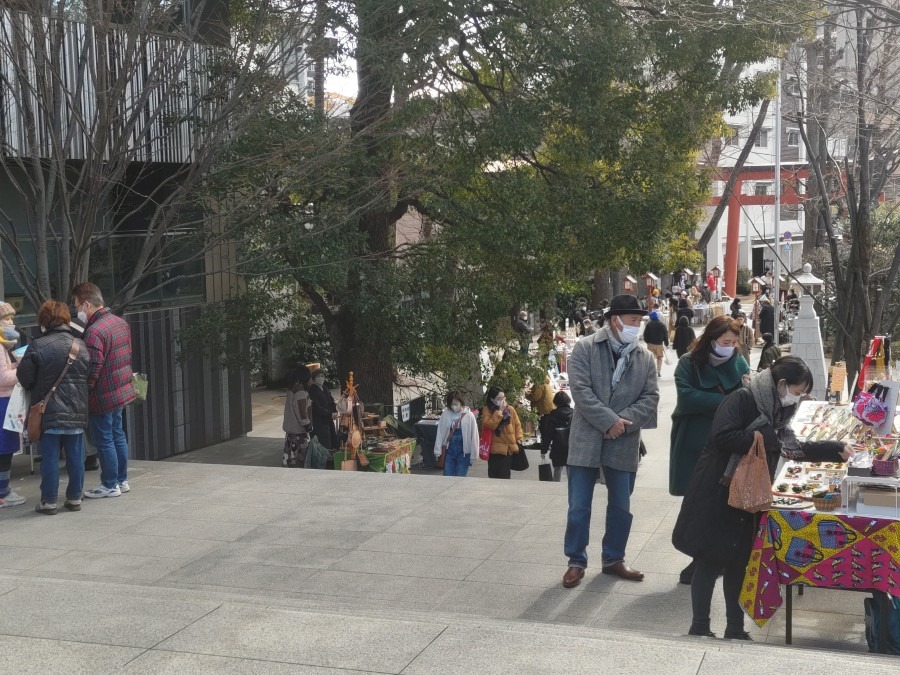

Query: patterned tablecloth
[741,511,900,626]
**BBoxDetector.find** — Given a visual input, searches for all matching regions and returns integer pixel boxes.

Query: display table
[413,419,439,469]
[362,438,416,474]
[742,510,900,649]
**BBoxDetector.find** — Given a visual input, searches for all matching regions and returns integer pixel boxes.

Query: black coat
[643,319,669,346]
[308,383,339,450]
[539,404,572,467]
[672,387,843,566]
[17,326,90,431]
[673,324,696,357]
[759,304,775,336]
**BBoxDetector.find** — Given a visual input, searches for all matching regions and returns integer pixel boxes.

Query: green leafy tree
[210,0,807,404]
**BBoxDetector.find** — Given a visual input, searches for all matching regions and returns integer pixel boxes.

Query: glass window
[755,129,769,148]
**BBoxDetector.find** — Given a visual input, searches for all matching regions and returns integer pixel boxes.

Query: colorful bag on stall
[478,427,493,461]
[852,383,891,427]
[855,336,891,398]
[727,432,773,513]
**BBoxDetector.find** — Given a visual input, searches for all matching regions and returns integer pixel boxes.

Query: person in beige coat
[481,386,523,480]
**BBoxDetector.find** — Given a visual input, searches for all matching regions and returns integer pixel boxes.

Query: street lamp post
[711,265,721,302]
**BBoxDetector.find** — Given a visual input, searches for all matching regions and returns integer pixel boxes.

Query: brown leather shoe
[562,566,585,588]
[602,562,644,582]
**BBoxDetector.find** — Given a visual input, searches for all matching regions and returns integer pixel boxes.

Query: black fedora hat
[607,294,648,317]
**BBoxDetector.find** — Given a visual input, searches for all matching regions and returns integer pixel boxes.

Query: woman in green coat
[669,315,750,583]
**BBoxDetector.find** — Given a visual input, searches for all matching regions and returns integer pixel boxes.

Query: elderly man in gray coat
[562,294,660,588]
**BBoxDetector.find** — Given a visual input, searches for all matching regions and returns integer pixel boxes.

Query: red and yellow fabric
[741,511,900,626]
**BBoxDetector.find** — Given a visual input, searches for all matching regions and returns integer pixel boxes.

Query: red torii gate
[708,166,809,296]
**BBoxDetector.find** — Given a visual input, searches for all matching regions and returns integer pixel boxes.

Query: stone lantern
[790,263,827,401]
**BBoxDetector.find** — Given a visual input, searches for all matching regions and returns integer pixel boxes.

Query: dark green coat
[668,352,749,495]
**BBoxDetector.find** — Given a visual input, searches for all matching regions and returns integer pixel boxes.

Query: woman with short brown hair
[17,301,90,514]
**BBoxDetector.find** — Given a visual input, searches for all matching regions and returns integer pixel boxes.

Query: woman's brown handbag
[26,341,79,443]
[727,431,773,513]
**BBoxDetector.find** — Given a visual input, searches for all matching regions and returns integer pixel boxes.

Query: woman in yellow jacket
[481,386,524,479]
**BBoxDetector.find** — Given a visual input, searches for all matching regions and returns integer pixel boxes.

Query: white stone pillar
[790,294,827,401]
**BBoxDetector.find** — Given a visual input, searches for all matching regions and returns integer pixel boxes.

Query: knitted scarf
[605,325,640,390]
[723,369,783,480]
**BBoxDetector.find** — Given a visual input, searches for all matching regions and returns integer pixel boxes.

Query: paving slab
[357,532,504,560]
[401,623,705,675]
[121,651,354,674]
[0,634,142,675]
[160,557,320,592]
[128,516,261,542]
[332,549,484,581]
[156,603,446,673]
[0,580,220,647]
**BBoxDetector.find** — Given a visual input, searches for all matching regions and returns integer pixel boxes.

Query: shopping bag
[852,383,890,427]
[511,442,529,471]
[304,436,330,470]
[479,427,493,461]
[538,453,553,481]
[132,372,148,403]
[727,431,772,513]
[3,383,28,433]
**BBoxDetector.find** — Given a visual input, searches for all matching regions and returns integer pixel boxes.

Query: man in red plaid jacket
[73,283,136,499]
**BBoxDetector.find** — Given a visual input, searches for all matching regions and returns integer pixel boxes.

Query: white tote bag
[3,383,29,433]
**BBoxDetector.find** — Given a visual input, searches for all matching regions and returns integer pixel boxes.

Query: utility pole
[313,0,327,116]
[773,60,782,342]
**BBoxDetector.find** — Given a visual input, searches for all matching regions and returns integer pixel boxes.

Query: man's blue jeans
[89,407,129,489]
[564,464,637,568]
[442,444,471,477]
[39,432,85,503]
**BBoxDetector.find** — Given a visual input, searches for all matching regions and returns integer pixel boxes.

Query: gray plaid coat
[567,327,659,472]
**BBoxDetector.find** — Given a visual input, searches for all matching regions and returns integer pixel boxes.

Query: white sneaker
[83,485,122,499]
[0,491,26,508]
[117,481,130,493]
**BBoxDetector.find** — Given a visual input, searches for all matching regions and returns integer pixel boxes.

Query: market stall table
[741,509,900,651]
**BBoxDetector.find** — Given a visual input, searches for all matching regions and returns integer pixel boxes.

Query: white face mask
[450,402,462,413]
[615,317,640,344]
[314,376,325,386]
[493,397,505,408]
[77,311,88,324]
[712,343,735,359]
[781,391,803,407]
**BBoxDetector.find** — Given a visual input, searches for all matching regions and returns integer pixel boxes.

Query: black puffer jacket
[539,404,573,468]
[17,326,90,430]
[672,387,842,566]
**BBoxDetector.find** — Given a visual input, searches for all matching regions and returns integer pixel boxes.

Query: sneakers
[64,499,82,512]
[83,485,121,499]
[117,481,130,493]
[0,491,26,508]
[35,502,58,515]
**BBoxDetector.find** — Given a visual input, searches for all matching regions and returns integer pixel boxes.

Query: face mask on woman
[780,391,803,407]
[451,402,462,413]
[711,342,735,359]
[314,376,325,387]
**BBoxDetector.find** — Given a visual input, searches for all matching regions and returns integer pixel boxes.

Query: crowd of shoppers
[0,282,136,513]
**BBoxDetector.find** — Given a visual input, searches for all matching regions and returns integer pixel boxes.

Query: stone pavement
[0,341,893,672]
[0,461,893,673]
